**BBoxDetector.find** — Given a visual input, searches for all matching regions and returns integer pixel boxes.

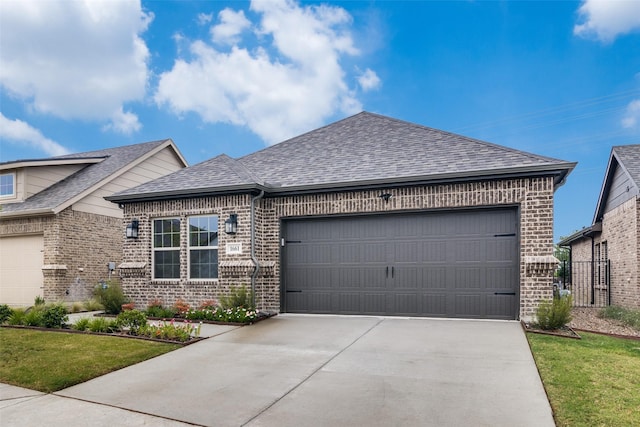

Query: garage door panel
[0,235,44,306]
[283,209,518,319]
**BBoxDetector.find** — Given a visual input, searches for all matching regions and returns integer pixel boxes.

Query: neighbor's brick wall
[601,197,639,307]
[568,197,640,309]
[121,177,557,319]
[0,208,122,302]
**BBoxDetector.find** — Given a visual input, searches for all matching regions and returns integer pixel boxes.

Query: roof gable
[593,144,640,223]
[0,139,186,217]
[109,112,576,202]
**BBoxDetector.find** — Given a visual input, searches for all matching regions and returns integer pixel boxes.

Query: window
[0,173,15,198]
[153,218,181,279]
[189,215,218,279]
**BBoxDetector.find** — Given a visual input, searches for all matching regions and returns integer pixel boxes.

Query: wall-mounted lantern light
[225,213,238,235]
[126,219,139,239]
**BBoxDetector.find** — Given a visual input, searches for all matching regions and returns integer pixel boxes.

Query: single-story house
[0,140,187,306]
[108,112,576,320]
[559,144,640,308]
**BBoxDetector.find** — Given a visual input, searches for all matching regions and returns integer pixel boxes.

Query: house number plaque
[226,243,243,255]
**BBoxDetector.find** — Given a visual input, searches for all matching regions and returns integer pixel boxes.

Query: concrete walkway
[0,315,555,426]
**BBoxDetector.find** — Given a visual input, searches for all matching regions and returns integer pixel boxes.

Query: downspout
[589,234,595,305]
[250,190,265,309]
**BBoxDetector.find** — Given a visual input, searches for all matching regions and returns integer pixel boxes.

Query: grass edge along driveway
[527,332,640,427]
[0,328,180,393]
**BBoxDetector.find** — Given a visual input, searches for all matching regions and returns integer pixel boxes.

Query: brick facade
[121,176,558,320]
[0,207,123,302]
[570,197,640,308]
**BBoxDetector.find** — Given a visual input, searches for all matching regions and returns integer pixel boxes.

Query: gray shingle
[110,112,575,201]
[613,144,640,187]
[1,140,169,214]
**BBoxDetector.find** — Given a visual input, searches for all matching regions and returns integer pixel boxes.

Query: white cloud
[211,9,251,45]
[574,0,640,43]
[358,68,381,92]
[0,0,152,134]
[198,13,213,26]
[0,113,70,156]
[622,99,640,129]
[102,108,142,135]
[155,0,376,144]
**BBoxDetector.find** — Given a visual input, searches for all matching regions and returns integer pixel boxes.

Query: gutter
[250,190,265,309]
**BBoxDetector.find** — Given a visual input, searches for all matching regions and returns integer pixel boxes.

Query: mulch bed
[521,321,581,339]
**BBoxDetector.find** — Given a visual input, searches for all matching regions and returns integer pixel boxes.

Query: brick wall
[568,197,640,309]
[0,208,122,302]
[121,176,557,320]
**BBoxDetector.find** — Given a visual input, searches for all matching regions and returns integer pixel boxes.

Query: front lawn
[0,328,180,393]
[527,332,640,427]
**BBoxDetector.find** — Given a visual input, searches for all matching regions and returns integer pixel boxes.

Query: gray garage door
[282,209,519,319]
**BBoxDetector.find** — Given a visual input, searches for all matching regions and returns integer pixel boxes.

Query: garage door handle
[286,290,302,293]
[386,266,389,278]
[391,266,395,278]
[494,292,516,295]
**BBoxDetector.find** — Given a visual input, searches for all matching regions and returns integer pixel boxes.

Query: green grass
[528,332,640,427]
[0,328,180,393]
[599,306,640,330]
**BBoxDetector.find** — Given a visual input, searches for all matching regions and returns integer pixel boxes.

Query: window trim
[0,172,16,199]
[187,214,219,281]
[152,217,181,281]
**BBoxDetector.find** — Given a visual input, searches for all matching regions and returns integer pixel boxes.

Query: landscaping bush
[146,300,177,318]
[83,298,104,312]
[535,295,573,330]
[23,308,45,327]
[599,306,640,330]
[139,320,200,342]
[220,285,254,310]
[93,281,128,315]
[7,308,26,325]
[42,304,68,328]
[34,295,45,306]
[73,317,90,331]
[88,317,119,333]
[172,299,190,316]
[116,310,148,334]
[0,304,13,323]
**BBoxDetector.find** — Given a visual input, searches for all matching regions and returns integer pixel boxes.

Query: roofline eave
[107,163,575,203]
[0,208,56,219]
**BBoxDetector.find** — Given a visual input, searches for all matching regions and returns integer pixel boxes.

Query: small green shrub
[70,302,84,313]
[535,295,573,330]
[116,310,148,334]
[0,304,13,323]
[93,281,128,315]
[599,306,640,330]
[88,317,119,333]
[220,285,255,310]
[72,317,90,331]
[146,305,177,318]
[23,308,45,327]
[7,308,26,325]
[42,304,68,328]
[83,298,104,312]
[34,295,45,306]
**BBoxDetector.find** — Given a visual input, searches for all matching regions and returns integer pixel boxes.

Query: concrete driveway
[0,315,554,426]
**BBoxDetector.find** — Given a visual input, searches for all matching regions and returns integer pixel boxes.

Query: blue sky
[1,0,639,241]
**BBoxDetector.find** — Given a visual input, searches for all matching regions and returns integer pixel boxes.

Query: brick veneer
[570,197,640,308]
[0,207,123,303]
[121,176,558,320]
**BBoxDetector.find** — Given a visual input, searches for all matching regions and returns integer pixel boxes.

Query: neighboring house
[108,112,575,321]
[559,144,640,309]
[0,140,187,306]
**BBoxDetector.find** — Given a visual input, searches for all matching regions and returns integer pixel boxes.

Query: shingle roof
[1,140,172,215]
[613,144,640,187]
[110,112,576,202]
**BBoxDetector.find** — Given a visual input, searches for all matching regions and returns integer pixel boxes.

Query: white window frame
[187,215,219,280]
[0,172,16,199]
[152,217,181,280]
